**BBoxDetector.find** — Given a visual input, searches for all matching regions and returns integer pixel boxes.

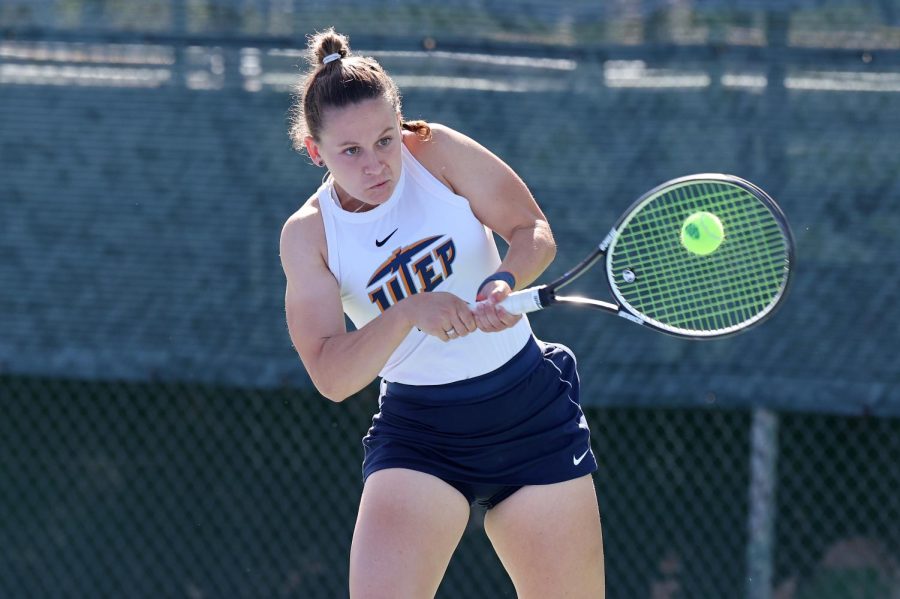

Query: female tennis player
[280,29,605,598]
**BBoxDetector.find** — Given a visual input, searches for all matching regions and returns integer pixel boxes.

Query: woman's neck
[334,183,373,213]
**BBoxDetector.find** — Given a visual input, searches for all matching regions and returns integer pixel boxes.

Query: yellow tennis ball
[681,211,724,256]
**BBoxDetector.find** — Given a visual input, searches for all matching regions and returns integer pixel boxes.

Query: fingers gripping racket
[499,174,795,339]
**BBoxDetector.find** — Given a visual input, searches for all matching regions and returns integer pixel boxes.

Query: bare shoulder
[280,195,327,275]
[404,122,478,161]
[407,122,543,242]
[404,123,489,193]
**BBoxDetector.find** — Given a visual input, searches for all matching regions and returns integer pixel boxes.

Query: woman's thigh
[349,468,471,599]
[483,474,605,599]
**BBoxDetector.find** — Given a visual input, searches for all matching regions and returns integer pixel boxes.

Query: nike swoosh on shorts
[573,448,591,465]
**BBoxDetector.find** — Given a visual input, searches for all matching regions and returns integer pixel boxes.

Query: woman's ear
[304,136,324,166]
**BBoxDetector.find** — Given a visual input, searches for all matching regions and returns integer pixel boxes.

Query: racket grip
[494,288,545,315]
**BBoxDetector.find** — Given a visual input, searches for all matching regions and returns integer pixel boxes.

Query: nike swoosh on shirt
[375,228,398,247]
[573,448,591,466]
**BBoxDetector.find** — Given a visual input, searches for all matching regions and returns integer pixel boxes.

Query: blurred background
[2,0,899,597]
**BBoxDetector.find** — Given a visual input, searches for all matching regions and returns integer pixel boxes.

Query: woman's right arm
[279,206,475,402]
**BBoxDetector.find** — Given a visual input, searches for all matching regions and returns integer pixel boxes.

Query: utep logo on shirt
[367,235,455,312]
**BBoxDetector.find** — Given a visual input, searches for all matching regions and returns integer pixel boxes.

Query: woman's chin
[366,181,394,203]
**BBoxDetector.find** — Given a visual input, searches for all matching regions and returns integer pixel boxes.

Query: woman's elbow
[545,238,557,263]
[321,391,349,403]
[541,227,558,266]
[294,339,350,402]
[311,375,350,403]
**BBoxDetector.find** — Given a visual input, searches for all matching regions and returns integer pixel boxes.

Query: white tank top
[317,143,533,385]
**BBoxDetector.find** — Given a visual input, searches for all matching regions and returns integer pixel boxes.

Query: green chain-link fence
[2,1,899,597]
[3,376,899,597]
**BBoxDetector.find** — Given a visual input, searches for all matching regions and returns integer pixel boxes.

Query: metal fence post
[747,15,788,593]
[745,408,779,599]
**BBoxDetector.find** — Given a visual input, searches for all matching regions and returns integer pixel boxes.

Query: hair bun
[309,28,350,66]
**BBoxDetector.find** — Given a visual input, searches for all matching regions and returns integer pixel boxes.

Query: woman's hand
[473,280,522,333]
[401,292,478,342]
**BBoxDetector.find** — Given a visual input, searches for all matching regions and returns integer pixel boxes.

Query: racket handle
[486,287,545,315]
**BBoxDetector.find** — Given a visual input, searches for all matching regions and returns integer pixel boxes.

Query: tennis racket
[498,173,795,338]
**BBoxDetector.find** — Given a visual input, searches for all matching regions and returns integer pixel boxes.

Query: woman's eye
[378,137,392,147]
[344,147,359,156]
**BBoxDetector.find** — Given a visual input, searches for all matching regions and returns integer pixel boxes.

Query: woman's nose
[363,155,384,176]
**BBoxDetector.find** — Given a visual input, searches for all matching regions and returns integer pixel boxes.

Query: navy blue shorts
[362,336,597,509]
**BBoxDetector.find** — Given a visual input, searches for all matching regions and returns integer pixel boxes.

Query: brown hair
[289,29,431,154]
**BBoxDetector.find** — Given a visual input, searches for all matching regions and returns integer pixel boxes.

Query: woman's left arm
[407,124,557,331]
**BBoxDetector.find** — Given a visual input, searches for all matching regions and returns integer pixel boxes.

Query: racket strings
[636,194,784,321]
[624,188,786,330]
[610,181,790,334]
[628,200,785,330]
[621,190,784,290]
